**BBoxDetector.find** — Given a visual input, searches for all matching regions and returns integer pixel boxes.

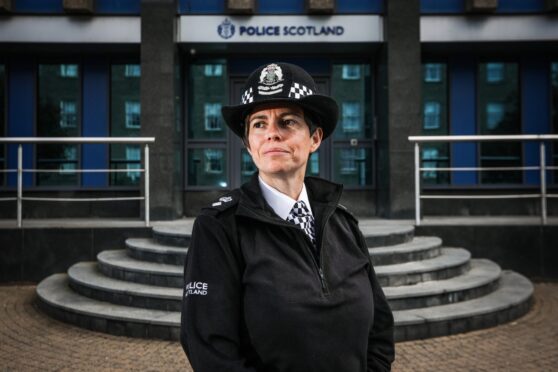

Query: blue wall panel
[522,58,550,185]
[15,0,140,14]
[82,59,109,188]
[449,56,478,185]
[7,60,35,187]
[421,0,546,13]
[179,0,383,14]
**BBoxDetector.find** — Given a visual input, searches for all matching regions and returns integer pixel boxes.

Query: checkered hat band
[286,200,316,245]
[288,82,314,99]
[241,87,254,104]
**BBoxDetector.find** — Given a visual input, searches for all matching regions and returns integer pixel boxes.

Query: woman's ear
[310,127,323,153]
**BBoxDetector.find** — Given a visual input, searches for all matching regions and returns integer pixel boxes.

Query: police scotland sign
[178,16,383,43]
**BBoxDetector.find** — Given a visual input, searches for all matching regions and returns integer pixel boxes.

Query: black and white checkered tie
[287,200,316,246]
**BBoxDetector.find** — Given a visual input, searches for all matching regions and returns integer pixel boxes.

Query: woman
[181,62,394,372]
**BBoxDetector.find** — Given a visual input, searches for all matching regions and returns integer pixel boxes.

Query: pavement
[1,282,557,371]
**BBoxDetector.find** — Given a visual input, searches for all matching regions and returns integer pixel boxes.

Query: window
[204,64,223,77]
[205,149,223,174]
[552,62,558,182]
[187,61,228,188]
[423,101,441,130]
[125,64,141,77]
[59,100,77,128]
[341,102,361,133]
[111,64,141,186]
[204,103,222,131]
[60,64,78,78]
[485,102,505,131]
[424,63,443,83]
[187,148,228,187]
[0,65,5,185]
[342,65,361,80]
[478,62,521,184]
[125,145,141,182]
[125,101,141,129]
[331,63,373,187]
[422,62,449,184]
[486,63,504,83]
[37,64,80,186]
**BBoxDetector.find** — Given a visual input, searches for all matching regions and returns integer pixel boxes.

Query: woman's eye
[252,122,264,129]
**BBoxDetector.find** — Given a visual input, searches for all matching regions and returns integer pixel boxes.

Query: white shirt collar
[258,176,313,220]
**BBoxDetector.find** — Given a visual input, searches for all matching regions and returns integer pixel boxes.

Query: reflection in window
[37,64,80,186]
[421,145,449,184]
[333,148,372,186]
[342,65,361,80]
[125,101,141,129]
[479,62,520,183]
[240,149,257,184]
[424,63,442,83]
[341,102,361,133]
[204,64,223,77]
[188,148,228,187]
[486,102,505,131]
[307,152,319,177]
[59,100,77,128]
[423,101,441,130]
[486,63,504,83]
[125,64,141,77]
[111,64,141,186]
[204,103,222,131]
[60,64,78,78]
[205,149,223,174]
[125,145,141,182]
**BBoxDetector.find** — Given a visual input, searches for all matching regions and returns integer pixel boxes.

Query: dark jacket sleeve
[350,218,395,371]
[180,214,256,372]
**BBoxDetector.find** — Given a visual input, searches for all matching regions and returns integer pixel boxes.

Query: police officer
[180,62,394,372]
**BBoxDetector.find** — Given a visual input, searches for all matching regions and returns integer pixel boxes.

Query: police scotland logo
[217,18,235,39]
[258,64,284,96]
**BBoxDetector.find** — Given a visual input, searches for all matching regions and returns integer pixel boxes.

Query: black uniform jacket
[180,174,394,372]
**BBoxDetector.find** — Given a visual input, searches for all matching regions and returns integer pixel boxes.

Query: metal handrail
[0,137,155,228]
[408,134,558,226]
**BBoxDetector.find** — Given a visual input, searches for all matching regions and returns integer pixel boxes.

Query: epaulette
[201,190,241,216]
[337,203,358,223]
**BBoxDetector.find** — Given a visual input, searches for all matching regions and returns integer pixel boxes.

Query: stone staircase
[36,220,533,342]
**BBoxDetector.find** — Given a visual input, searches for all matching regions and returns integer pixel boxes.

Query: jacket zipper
[239,207,335,296]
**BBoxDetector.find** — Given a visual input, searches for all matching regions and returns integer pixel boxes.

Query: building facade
[0,0,557,220]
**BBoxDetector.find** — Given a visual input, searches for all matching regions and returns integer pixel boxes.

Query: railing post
[540,141,547,225]
[144,143,150,227]
[414,142,421,226]
[17,144,23,228]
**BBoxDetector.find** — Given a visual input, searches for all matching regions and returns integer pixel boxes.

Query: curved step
[37,273,181,340]
[385,259,501,310]
[393,271,533,341]
[68,262,182,311]
[97,250,183,288]
[37,270,532,342]
[369,236,442,266]
[126,238,188,265]
[375,248,471,287]
[359,222,415,248]
[152,223,192,247]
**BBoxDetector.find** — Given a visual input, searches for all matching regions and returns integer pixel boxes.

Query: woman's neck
[259,172,304,200]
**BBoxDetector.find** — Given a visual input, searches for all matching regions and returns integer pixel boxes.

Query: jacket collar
[236,172,343,221]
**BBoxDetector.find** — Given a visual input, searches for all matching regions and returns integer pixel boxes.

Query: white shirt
[258,176,314,220]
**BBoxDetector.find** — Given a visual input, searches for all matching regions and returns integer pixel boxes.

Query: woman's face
[246,104,322,183]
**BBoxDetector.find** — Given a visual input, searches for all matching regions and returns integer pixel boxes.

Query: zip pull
[318,268,327,292]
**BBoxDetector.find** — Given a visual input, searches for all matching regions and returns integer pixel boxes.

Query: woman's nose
[266,122,281,141]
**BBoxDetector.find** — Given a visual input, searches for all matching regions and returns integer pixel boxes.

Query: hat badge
[258,64,284,96]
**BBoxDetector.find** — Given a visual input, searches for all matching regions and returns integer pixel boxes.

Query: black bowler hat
[221,62,339,139]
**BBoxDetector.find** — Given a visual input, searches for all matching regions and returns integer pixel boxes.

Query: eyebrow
[248,111,304,122]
